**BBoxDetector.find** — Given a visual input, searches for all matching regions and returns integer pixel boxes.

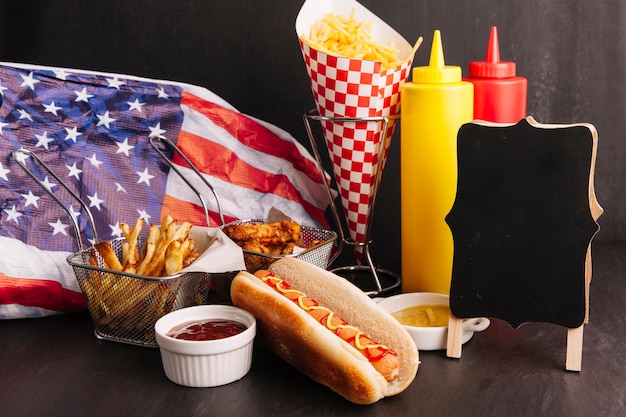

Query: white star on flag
[40,176,56,192]
[86,153,103,169]
[137,168,155,186]
[4,205,23,224]
[87,192,105,210]
[21,191,40,208]
[116,138,134,156]
[109,222,123,238]
[20,72,39,90]
[53,69,71,80]
[12,147,29,164]
[35,131,55,150]
[68,205,81,221]
[17,109,33,121]
[156,87,169,99]
[0,162,10,180]
[49,218,69,236]
[74,87,94,103]
[43,101,62,116]
[106,76,124,89]
[137,209,151,223]
[66,162,83,179]
[148,122,166,139]
[115,182,127,192]
[96,111,116,128]
[127,98,145,113]
[64,126,82,143]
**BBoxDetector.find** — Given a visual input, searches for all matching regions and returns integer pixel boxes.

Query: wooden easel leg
[584,246,592,324]
[566,325,584,371]
[446,314,464,358]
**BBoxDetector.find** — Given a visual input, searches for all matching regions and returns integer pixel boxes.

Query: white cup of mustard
[376,292,490,351]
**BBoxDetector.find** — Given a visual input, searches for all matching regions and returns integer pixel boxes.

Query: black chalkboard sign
[445,117,601,330]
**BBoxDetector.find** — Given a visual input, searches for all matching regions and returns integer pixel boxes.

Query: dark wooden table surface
[1,241,624,417]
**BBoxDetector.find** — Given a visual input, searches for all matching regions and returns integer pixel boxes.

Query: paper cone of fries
[297,0,418,259]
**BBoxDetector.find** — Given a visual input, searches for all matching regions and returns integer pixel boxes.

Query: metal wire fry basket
[14,144,220,348]
[67,237,212,348]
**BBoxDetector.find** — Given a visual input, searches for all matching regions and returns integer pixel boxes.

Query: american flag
[0,62,330,319]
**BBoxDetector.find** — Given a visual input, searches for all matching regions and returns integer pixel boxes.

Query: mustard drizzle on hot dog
[260,272,397,363]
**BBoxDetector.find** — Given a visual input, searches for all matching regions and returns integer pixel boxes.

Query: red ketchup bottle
[464,26,527,123]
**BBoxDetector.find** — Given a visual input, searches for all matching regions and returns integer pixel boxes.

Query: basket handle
[149,136,225,227]
[11,149,98,250]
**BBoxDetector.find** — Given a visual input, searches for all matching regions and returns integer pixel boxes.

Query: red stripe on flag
[161,194,238,227]
[0,273,86,313]
[181,91,324,186]
[173,129,327,226]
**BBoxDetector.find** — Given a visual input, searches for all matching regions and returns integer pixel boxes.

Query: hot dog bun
[230,258,419,404]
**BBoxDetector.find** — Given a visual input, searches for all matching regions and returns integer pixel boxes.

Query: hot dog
[230,258,419,404]
[252,269,401,382]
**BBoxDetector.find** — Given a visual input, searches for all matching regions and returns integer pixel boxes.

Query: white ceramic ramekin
[377,292,490,351]
[154,305,256,387]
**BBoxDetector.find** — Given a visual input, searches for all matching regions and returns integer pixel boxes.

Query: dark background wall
[0,0,622,272]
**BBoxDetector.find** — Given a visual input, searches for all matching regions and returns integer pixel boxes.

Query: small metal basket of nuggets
[214,217,338,304]
[221,218,338,272]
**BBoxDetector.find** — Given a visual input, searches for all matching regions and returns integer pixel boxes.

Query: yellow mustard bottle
[400,30,474,294]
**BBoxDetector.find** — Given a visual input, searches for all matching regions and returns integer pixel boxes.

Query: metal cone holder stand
[303,109,401,296]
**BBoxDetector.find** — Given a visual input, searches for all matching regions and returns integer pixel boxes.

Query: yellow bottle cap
[412,30,462,84]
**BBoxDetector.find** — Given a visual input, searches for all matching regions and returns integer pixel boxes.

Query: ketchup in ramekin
[167,319,247,341]
[155,305,256,387]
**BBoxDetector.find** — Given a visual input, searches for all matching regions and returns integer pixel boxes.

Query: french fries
[301,9,401,70]
[81,215,204,343]
[95,215,199,277]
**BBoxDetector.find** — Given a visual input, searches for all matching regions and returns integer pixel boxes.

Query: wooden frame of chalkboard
[444,117,602,371]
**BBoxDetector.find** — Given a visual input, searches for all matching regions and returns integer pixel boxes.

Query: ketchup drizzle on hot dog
[260,271,397,364]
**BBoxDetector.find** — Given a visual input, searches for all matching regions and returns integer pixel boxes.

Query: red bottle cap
[469,26,516,78]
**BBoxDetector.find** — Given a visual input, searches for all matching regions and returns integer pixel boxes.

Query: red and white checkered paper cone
[297,0,415,260]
